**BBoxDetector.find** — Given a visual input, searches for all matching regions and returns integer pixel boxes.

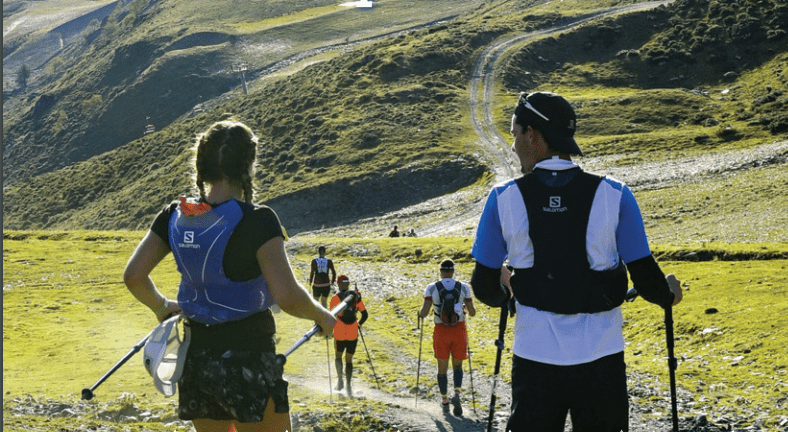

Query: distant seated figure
[407,228,417,237]
[389,226,400,238]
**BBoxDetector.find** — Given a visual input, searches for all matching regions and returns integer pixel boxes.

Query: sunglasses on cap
[518,92,551,122]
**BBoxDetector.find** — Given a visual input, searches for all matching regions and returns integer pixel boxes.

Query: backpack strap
[434,281,445,318]
[453,281,462,300]
[435,281,462,302]
[435,280,445,300]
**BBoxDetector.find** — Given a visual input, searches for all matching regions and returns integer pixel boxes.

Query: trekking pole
[276,291,357,367]
[665,305,679,432]
[415,314,424,407]
[625,286,678,429]
[326,336,333,402]
[358,327,382,390]
[81,325,157,400]
[487,300,510,432]
[467,339,478,419]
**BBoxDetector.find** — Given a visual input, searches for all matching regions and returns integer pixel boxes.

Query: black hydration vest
[337,290,358,324]
[510,169,628,315]
[435,280,462,325]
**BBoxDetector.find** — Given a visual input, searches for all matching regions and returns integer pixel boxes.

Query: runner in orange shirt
[330,275,368,397]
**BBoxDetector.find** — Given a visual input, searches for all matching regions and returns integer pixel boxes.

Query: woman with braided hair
[124,119,335,432]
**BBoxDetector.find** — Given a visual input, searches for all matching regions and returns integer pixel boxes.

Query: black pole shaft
[277,291,357,367]
[467,339,478,418]
[665,306,679,431]
[415,316,423,407]
[81,326,157,400]
[487,305,508,432]
[358,327,381,390]
[326,335,333,402]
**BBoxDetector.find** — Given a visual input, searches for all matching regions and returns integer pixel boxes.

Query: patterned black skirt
[177,311,288,422]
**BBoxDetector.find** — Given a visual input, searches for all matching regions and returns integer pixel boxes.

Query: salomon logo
[543,196,567,213]
[178,231,200,249]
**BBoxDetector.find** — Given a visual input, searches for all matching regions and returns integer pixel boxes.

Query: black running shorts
[334,339,358,355]
[507,351,628,432]
[312,285,331,298]
[177,312,287,422]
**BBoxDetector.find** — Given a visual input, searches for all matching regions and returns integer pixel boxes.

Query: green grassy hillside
[2,0,486,184]
[3,232,787,430]
[3,0,786,237]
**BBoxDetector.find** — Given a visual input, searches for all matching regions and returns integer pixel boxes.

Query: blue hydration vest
[169,200,273,324]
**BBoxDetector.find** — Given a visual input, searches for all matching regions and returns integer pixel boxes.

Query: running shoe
[451,394,463,416]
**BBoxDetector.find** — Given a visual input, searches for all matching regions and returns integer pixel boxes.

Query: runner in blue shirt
[470,91,682,432]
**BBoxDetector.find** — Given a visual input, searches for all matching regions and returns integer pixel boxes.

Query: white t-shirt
[472,158,652,365]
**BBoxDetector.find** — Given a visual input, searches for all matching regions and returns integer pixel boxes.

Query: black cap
[514,91,582,156]
[440,259,455,271]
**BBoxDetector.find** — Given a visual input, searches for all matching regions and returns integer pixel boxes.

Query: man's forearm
[627,255,675,308]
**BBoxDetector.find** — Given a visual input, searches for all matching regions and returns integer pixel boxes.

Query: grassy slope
[4,232,788,430]
[3,0,786,239]
[2,0,485,185]
[3,0,788,430]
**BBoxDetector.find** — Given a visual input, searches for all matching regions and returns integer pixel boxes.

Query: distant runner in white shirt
[418,259,476,416]
[309,245,336,308]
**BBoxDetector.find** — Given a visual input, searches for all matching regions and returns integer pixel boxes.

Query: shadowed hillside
[2,0,487,184]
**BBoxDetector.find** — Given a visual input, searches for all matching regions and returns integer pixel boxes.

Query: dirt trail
[280,262,724,432]
[288,373,492,432]
[309,0,786,240]
[469,1,674,186]
[286,3,735,430]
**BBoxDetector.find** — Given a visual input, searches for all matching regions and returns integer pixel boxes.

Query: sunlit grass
[638,164,788,244]
[624,260,788,429]
[228,5,345,33]
[3,232,787,429]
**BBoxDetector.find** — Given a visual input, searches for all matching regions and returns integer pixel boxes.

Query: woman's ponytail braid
[195,120,258,202]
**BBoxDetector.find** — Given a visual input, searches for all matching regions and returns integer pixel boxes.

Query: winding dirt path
[468,1,674,184]
[353,1,677,238]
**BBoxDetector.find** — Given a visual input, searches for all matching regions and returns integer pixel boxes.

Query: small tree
[17,64,31,88]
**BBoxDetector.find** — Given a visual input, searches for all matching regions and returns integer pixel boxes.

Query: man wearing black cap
[469,91,682,431]
[418,259,476,415]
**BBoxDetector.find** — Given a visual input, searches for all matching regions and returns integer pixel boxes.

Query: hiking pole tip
[81,388,94,401]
